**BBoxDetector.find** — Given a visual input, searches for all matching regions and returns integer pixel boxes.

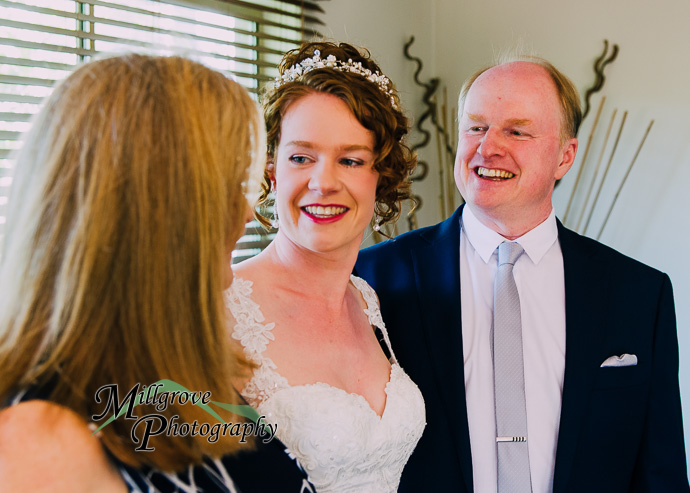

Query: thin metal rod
[563,96,605,224]
[597,119,654,240]
[442,86,453,215]
[575,109,618,232]
[584,111,627,235]
[435,94,447,219]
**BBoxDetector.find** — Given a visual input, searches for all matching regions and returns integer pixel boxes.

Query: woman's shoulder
[227,253,273,299]
[0,400,127,492]
[350,275,380,308]
[230,246,272,280]
[227,252,285,311]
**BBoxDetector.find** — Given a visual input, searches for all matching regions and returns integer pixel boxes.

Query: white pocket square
[600,353,638,367]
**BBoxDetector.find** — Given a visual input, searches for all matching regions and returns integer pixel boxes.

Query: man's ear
[555,137,578,180]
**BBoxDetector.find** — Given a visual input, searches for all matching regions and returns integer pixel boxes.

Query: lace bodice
[226,275,426,493]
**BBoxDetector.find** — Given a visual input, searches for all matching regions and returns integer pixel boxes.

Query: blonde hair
[0,54,264,470]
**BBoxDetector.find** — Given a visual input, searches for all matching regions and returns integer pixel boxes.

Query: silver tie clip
[496,436,527,442]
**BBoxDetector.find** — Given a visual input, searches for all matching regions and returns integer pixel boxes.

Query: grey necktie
[493,241,532,492]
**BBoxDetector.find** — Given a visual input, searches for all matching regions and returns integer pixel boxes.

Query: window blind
[0,0,323,262]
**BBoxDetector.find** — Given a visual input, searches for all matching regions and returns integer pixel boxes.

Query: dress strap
[224,277,289,406]
[350,275,398,364]
[225,277,275,365]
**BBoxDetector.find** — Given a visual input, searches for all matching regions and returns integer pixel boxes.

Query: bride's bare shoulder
[230,248,274,281]
[0,400,127,492]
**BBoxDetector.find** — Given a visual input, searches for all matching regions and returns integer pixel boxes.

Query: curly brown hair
[259,41,417,228]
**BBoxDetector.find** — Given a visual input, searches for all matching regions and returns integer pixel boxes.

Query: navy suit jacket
[355,205,689,492]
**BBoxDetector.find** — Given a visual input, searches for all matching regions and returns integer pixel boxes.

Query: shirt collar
[461,205,559,265]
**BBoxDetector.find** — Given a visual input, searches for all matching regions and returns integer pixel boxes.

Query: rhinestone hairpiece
[274,50,398,110]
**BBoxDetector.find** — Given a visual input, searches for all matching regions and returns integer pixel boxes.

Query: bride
[226,42,425,492]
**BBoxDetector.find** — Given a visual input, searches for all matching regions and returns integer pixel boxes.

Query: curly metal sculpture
[403,36,458,230]
[583,40,619,120]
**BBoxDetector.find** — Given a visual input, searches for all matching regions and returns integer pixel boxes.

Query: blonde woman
[0,54,310,492]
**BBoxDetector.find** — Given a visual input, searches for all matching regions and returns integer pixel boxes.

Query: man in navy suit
[355,58,689,492]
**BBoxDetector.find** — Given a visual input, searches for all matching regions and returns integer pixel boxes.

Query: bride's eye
[340,158,364,167]
[290,155,310,164]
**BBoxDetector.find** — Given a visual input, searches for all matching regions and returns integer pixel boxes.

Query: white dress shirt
[460,206,566,493]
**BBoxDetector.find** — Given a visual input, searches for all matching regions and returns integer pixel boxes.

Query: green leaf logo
[91,379,259,436]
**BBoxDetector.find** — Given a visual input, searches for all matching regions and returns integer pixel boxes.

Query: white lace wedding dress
[226,275,426,493]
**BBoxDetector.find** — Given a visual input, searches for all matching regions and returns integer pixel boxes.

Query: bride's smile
[272,92,378,257]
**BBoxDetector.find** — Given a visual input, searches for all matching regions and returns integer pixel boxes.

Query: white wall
[322,0,690,471]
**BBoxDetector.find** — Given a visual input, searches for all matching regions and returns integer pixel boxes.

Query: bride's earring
[373,215,381,232]
[372,215,394,240]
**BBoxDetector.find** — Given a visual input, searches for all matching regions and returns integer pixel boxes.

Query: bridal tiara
[273,50,398,110]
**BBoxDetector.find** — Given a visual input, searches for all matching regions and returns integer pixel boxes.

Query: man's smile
[475,166,515,180]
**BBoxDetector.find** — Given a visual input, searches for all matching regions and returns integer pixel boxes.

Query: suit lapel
[552,223,613,492]
[411,206,474,493]
[405,213,613,491]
